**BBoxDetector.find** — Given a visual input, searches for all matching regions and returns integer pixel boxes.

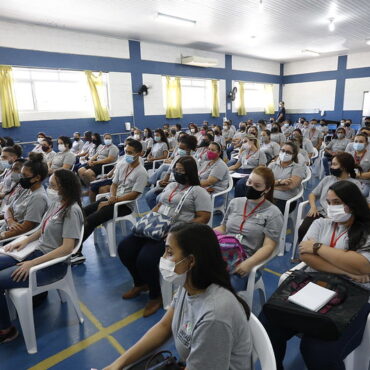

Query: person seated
[347,133,370,185]
[105,222,252,370]
[226,122,247,159]
[323,127,351,175]
[164,128,177,153]
[318,119,329,136]
[118,156,211,317]
[142,128,154,156]
[187,123,200,140]
[72,131,94,172]
[0,169,83,344]
[222,120,235,145]
[71,140,147,264]
[145,135,198,209]
[343,119,356,139]
[0,145,23,194]
[302,120,323,150]
[211,125,226,150]
[0,153,49,241]
[144,129,169,170]
[70,132,85,155]
[260,181,370,370]
[298,152,365,243]
[131,128,147,154]
[247,125,259,138]
[291,135,310,166]
[215,167,283,291]
[31,132,47,153]
[78,133,119,186]
[291,129,314,158]
[40,136,56,165]
[270,123,286,146]
[48,136,76,175]
[260,129,280,163]
[281,120,294,138]
[194,133,214,165]
[0,159,24,202]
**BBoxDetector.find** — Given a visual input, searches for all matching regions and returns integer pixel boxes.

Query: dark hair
[84,131,92,140]
[188,123,198,133]
[154,129,169,147]
[3,137,14,146]
[175,124,182,131]
[292,128,303,136]
[283,141,299,163]
[37,132,47,139]
[335,127,346,138]
[328,181,370,251]
[354,133,368,143]
[24,152,48,182]
[2,145,22,158]
[247,126,258,136]
[333,153,358,178]
[271,124,282,133]
[179,135,197,152]
[175,156,200,186]
[103,132,112,139]
[126,139,142,153]
[262,129,271,137]
[58,136,72,149]
[258,119,266,125]
[169,222,250,318]
[144,128,153,138]
[92,133,102,146]
[54,169,82,209]
[41,136,53,147]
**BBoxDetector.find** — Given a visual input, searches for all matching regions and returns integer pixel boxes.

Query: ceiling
[1,0,370,62]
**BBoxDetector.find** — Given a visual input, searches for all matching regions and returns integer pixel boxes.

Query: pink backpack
[214,231,248,272]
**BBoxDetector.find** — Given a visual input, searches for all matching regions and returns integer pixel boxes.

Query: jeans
[259,303,370,370]
[117,233,165,299]
[227,158,238,167]
[323,154,332,176]
[226,144,235,159]
[0,250,68,329]
[148,164,170,185]
[298,214,324,244]
[230,270,262,292]
[145,188,163,209]
[273,198,297,215]
[233,171,252,197]
[89,179,112,193]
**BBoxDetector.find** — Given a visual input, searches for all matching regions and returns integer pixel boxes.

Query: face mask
[271,127,279,133]
[92,139,99,145]
[177,148,187,157]
[214,130,220,135]
[104,139,112,146]
[200,130,206,135]
[199,139,209,147]
[125,154,136,164]
[133,134,140,140]
[261,136,269,143]
[345,123,351,127]
[223,125,228,130]
[10,172,21,183]
[326,204,352,223]
[74,137,80,141]
[190,128,196,133]
[270,119,274,123]
[353,142,365,151]
[283,123,289,127]
[337,133,345,139]
[171,129,177,136]
[41,145,49,153]
[159,257,188,285]
[239,126,246,131]
[207,150,218,161]
[279,152,293,162]
[154,136,161,142]
[340,121,345,126]
[173,171,188,185]
[0,160,11,169]
[37,138,44,144]
[330,167,342,177]
[143,132,148,137]
[58,144,66,152]
[19,176,36,189]
[47,188,61,203]
[245,185,265,200]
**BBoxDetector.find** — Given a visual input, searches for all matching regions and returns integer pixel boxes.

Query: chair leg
[255,277,266,306]
[5,292,17,321]
[105,221,116,257]
[93,228,99,246]
[57,289,68,303]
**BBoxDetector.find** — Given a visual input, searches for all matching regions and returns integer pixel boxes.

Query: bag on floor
[263,270,370,340]
[133,187,193,240]
[127,350,185,370]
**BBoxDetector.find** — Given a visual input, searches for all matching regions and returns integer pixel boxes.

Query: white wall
[284,56,338,76]
[283,80,336,112]
[347,51,370,69]
[232,55,280,75]
[0,20,130,59]
[140,41,225,69]
[343,77,370,111]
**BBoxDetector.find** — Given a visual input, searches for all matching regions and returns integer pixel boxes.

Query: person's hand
[7,218,19,229]
[206,187,215,193]
[4,238,28,252]
[299,239,316,255]
[307,207,320,217]
[279,178,292,186]
[9,222,24,231]
[11,260,34,282]
[98,201,110,210]
[346,273,370,284]
[108,196,117,205]
[234,259,253,277]
[159,180,169,187]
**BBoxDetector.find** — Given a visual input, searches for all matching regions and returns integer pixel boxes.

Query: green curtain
[0,65,20,128]
[264,84,275,114]
[85,71,111,122]
[211,79,220,117]
[237,81,246,116]
[165,76,183,119]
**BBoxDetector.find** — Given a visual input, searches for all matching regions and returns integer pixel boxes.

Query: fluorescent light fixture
[156,12,196,26]
[366,39,370,46]
[302,49,321,56]
[328,17,335,32]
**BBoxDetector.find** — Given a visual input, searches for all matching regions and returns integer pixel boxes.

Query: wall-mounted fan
[136,84,149,96]
[228,86,237,101]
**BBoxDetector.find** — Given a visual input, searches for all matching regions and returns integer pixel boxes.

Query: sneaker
[0,326,18,344]
[143,298,163,318]
[70,253,86,265]
[122,285,149,299]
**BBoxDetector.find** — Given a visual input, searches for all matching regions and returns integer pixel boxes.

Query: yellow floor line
[263,267,282,277]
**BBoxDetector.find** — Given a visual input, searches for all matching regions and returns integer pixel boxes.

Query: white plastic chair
[93,193,140,257]
[249,313,277,370]
[96,161,117,180]
[291,200,310,261]
[6,226,85,354]
[301,166,311,189]
[0,226,40,247]
[208,176,233,227]
[311,147,318,161]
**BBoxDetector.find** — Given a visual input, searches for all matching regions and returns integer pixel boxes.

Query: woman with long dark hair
[105,222,252,370]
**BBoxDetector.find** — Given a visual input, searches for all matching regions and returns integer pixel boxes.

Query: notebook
[288,282,337,312]
[0,237,39,262]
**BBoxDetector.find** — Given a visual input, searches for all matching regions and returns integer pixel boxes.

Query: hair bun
[28,152,44,163]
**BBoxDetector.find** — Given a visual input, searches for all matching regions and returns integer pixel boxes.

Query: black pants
[80,198,132,247]
[118,233,165,300]
[298,214,324,243]
[259,304,370,370]
[273,198,297,215]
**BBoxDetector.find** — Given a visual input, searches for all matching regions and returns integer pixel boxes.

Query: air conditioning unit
[181,55,218,68]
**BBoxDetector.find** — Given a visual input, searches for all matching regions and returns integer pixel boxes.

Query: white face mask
[327,204,352,223]
[190,128,196,133]
[279,152,292,162]
[58,144,66,152]
[133,134,140,140]
[37,138,44,144]
[159,257,188,285]
[104,139,112,146]
[47,188,61,203]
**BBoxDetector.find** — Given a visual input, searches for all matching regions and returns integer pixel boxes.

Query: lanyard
[123,165,135,183]
[168,184,189,203]
[42,205,65,233]
[243,150,256,161]
[329,223,348,248]
[199,160,214,175]
[354,150,367,164]
[239,199,266,233]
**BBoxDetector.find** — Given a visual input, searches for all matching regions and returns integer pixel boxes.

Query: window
[235,82,270,111]
[12,68,109,114]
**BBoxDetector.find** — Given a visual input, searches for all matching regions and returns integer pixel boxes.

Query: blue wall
[0,41,281,143]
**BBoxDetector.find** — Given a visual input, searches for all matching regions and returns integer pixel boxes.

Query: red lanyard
[123,165,135,183]
[199,161,214,175]
[168,185,189,203]
[243,150,256,161]
[239,199,266,233]
[200,147,208,159]
[329,223,348,248]
[42,205,65,233]
[354,150,367,165]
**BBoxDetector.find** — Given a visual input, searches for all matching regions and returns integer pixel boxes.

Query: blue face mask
[125,154,136,164]
[0,160,11,169]
[177,148,188,157]
[154,136,161,142]
[353,142,365,151]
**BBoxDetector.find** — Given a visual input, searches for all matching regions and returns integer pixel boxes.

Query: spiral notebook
[0,237,39,262]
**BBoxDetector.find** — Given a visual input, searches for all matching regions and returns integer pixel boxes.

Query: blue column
[225,54,233,120]
[279,63,284,103]
[334,55,347,120]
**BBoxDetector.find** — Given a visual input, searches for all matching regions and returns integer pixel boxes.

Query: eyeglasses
[280,149,293,155]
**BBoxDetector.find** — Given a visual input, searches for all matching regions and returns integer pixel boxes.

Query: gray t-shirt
[51,150,76,169]
[222,128,234,140]
[222,198,283,254]
[151,142,168,158]
[171,284,252,370]
[346,148,370,172]
[194,147,209,164]
[198,158,230,193]
[237,149,267,169]
[302,138,314,155]
[144,137,153,150]
[270,133,286,145]
[302,128,323,147]
[44,150,56,164]
[312,176,365,213]
[158,184,212,222]
[326,138,351,153]
[260,141,280,162]
[37,201,84,254]
[71,139,84,154]
[96,144,119,161]
[214,135,226,148]
[268,160,305,200]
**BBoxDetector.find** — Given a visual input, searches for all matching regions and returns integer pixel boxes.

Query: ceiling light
[328,17,335,32]
[156,12,196,27]
[366,39,370,46]
[302,49,321,56]
[259,0,263,12]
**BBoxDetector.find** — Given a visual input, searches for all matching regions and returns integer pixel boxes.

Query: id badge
[161,205,171,216]
[235,234,244,243]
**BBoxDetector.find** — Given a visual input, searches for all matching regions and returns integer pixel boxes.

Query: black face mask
[92,139,99,145]
[171,129,177,135]
[245,185,265,200]
[19,176,36,189]
[271,127,279,133]
[270,119,274,123]
[344,123,351,127]
[41,146,49,152]
[173,171,187,185]
[330,167,342,177]
[199,140,209,147]
[74,137,80,141]
[214,130,220,135]
[239,126,246,131]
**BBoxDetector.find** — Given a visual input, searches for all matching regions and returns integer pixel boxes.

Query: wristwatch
[313,242,323,255]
